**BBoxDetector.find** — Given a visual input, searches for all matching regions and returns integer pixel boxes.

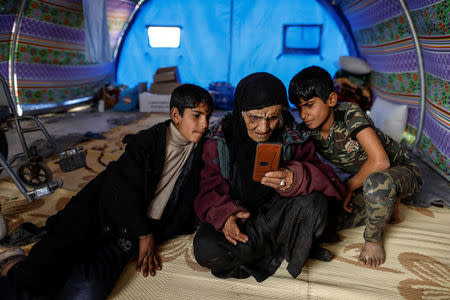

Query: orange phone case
[252,143,282,181]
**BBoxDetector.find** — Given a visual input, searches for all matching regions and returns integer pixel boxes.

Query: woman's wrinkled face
[242,105,282,142]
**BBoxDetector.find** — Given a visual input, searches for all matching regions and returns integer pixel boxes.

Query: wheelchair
[0,74,86,205]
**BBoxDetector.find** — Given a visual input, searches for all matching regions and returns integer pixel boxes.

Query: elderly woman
[193,72,345,282]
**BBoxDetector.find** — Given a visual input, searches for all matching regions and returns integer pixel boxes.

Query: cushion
[339,56,371,75]
[368,98,408,142]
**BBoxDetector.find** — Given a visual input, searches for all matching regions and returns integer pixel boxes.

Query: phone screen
[252,142,282,181]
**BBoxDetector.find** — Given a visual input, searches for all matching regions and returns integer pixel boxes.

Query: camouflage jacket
[306,102,410,176]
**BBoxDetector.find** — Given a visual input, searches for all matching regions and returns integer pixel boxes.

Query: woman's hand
[261,168,294,191]
[136,233,161,277]
[222,212,250,245]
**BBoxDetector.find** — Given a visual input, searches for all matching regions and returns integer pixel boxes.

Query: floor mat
[1,113,449,299]
[108,204,450,299]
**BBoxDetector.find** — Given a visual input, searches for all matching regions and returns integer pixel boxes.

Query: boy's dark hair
[288,66,334,106]
[170,84,214,116]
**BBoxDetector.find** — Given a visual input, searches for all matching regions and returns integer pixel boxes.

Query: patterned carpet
[0,112,169,252]
[109,204,450,300]
[1,113,449,299]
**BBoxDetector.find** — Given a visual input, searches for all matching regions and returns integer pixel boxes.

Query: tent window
[147,26,181,48]
[282,24,322,55]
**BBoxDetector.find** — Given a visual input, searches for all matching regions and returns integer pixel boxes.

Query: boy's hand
[137,233,161,277]
[261,168,294,191]
[223,212,250,245]
[343,189,354,213]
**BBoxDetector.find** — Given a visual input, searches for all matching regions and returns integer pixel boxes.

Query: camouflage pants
[335,160,423,242]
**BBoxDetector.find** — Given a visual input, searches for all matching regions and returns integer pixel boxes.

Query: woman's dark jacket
[46,120,203,244]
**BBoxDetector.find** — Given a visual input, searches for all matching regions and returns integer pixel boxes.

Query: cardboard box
[149,81,181,94]
[153,67,179,83]
[139,92,171,113]
[138,82,148,93]
[155,66,178,75]
[153,71,178,83]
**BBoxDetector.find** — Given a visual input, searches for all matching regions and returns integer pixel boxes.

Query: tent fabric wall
[0,0,139,110]
[0,1,19,79]
[0,0,114,110]
[16,0,112,108]
[116,0,350,90]
[117,0,231,89]
[340,0,449,178]
[228,0,350,87]
[106,0,138,54]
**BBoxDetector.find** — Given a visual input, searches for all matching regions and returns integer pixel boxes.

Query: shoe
[0,247,25,276]
[309,244,334,262]
[0,209,7,240]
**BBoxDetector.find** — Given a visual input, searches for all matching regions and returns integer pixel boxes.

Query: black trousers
[1,237,135,300]
[2,175,190,299]
[0,173,137,299]
[193,192,328,282]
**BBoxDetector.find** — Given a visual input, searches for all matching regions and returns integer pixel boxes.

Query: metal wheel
[17,161,52,188]
[0,131,7,175]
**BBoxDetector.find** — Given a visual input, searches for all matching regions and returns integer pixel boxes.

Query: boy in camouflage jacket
[288,66,423,268]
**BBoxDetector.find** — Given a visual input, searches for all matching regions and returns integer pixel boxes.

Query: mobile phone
[252,142,282,182]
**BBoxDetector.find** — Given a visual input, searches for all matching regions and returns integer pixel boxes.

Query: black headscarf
[222,72,293,212]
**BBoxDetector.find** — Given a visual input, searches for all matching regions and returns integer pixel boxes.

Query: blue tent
[117,0,352,90]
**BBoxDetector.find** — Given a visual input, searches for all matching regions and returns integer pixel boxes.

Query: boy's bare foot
[358,241,385,268]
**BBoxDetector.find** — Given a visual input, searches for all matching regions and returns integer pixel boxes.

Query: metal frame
[0,73,85,202]
[395,1,449,180]
[113,0,146,65]
[398,0,426,149]
[7,0,94,115]
[8,0,29,115]
[0,74,63,202]
[0,152,63,203]
[0,74,62,163]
